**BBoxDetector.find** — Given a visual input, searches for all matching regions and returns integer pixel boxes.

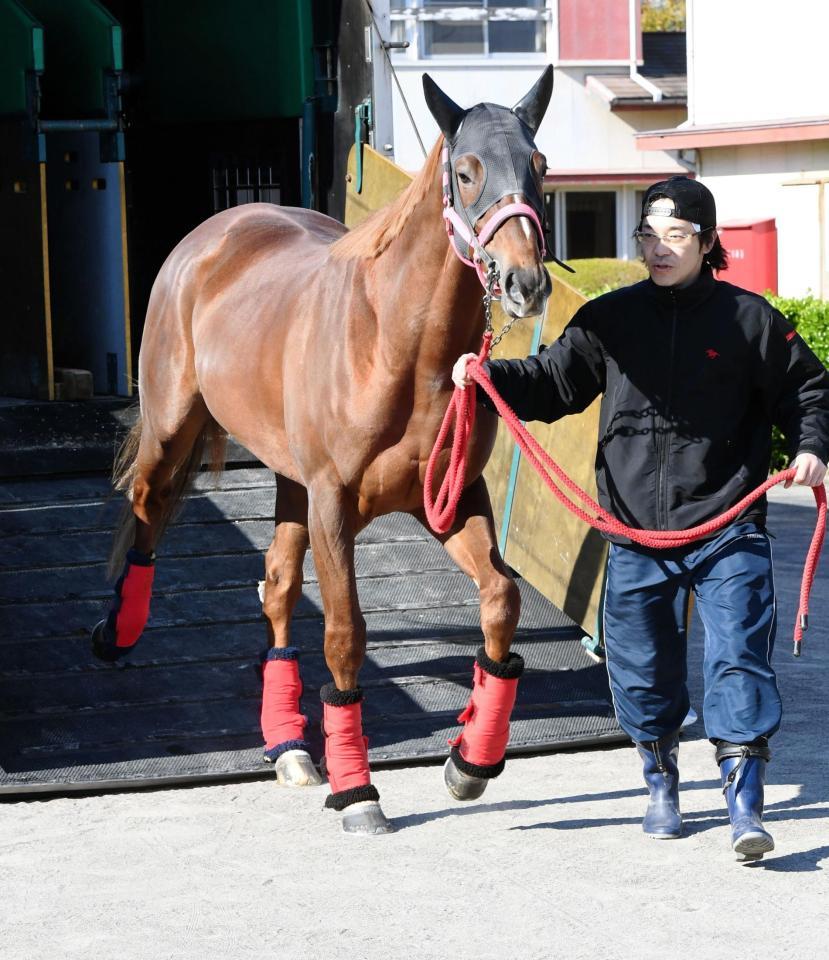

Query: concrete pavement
[0,491,826,960]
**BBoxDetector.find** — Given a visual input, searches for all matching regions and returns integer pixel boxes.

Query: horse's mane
[330,138,443,261]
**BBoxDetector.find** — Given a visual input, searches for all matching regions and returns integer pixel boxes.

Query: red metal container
[716,218,778,295]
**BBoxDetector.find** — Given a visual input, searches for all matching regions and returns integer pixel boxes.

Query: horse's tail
[107,413,227,579]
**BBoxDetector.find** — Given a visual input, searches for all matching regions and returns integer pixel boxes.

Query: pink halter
[441,146,546,293]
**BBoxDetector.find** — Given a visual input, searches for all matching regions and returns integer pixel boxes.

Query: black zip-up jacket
[481,268,829,542]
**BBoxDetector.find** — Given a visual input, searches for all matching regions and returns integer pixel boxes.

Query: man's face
[638,210,713,288]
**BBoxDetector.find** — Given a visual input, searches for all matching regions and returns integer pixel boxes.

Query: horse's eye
[458,172,472,185]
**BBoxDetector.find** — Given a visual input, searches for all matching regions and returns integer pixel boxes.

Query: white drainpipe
[629,0,662,102]
[684,0,696,127]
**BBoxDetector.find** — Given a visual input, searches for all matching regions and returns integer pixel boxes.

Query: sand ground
[1,488,826,960]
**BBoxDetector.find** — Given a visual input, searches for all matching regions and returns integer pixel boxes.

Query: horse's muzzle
[501,264,552,318]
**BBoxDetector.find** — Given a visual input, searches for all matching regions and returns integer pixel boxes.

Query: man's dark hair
[702,229,729,271]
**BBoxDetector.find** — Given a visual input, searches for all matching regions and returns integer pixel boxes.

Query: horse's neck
[370,187,485,370]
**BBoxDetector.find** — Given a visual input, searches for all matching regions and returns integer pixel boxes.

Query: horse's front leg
[308,478,394,835]
[259,475,322,787]
[416,474,523,801]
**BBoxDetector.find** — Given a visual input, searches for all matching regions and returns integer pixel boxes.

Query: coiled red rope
[424,331,827,654]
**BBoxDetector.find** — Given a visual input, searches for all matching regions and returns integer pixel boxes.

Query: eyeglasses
[634,230,697,247]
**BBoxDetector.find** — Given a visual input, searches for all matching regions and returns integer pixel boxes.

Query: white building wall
[699,142,829,296]
[688,0,829,126]
[390,62,685,175]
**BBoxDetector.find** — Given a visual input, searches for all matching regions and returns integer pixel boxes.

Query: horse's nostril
[504,270,525,303]
[501,266,550,315]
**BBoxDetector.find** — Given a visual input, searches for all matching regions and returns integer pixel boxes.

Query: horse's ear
[422,73,466,140]
[512,65,554,135]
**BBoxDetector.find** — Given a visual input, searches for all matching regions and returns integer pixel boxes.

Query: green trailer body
[142,0,314,122]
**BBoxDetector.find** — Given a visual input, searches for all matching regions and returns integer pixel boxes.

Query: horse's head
[423,67,554,319]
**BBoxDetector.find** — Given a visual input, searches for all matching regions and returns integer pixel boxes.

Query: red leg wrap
[113,552,155,649]
[450,649,524,770]
[322,698,371,794]
[260,649,308,758]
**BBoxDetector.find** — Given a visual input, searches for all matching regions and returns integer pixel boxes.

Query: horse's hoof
[91,619,120,663]
[444,756,488,802]
[341,801,395,835]
[274,750,323,787]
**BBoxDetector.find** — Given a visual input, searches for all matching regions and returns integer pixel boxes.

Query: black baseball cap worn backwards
[640,176,717,233]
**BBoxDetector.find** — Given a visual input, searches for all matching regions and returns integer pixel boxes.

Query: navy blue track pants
[603,521,782,745]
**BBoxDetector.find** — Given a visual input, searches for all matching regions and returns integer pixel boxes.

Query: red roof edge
[636,118,829,150]
[544,171,692,184]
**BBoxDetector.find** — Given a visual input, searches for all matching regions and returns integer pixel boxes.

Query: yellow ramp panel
[484,277,607,637]
[344,145,412,230]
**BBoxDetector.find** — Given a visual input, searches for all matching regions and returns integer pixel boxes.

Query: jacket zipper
[656,292,678,530]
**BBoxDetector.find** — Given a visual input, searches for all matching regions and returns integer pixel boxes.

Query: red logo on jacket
[705,348,720,360]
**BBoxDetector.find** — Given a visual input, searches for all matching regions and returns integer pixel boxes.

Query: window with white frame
[565,191,617,259]
[547,189,621,260]
[390,1,551,58]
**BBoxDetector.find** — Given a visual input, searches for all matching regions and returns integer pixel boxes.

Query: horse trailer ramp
[0,466,624,795]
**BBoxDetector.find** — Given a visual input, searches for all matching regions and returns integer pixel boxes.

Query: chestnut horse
[93,69,555,833]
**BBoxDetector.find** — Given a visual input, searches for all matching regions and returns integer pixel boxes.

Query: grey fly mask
[423,67,569,288]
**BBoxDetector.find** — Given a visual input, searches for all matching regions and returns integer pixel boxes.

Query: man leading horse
[454,176,829,861]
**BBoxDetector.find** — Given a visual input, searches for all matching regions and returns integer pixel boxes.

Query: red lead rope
[423,332,827,655]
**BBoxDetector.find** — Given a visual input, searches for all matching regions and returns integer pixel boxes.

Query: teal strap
[497,315,545,555]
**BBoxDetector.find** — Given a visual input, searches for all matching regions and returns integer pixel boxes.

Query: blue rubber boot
[636,734,682,839]
[717,738,774,862]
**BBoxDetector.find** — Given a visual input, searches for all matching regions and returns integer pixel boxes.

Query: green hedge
[766,294,829,366]
[548,257,647,298]
[766,294,829,470]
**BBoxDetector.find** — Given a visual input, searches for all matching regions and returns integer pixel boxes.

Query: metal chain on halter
[485,263,523,351]
[482,262,498,337]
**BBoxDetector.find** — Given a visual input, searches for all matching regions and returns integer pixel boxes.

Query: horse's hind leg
[307,476,393,834]
[414,474,523,801]
[92,397,217,661]
[259,475,321,786]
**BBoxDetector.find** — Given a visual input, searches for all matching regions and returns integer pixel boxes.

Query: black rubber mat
[0,467,623,794]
